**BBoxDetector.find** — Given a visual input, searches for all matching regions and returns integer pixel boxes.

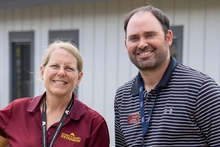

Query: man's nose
[138,38,148,49]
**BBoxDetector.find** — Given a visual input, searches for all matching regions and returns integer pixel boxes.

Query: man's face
[125,11,172,71]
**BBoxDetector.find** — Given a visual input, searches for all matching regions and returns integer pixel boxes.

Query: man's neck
[140,59,170,92]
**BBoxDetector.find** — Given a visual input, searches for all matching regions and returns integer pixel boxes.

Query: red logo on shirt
[127,112,139,124]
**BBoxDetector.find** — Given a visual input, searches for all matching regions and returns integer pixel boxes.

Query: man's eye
[146,33,155,37]
[129,36,138,41]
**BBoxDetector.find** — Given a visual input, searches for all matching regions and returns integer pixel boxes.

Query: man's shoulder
[176,63,210,79]
[116,75,137,92]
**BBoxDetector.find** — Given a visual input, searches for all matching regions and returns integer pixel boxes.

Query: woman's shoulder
[4,97,32,109]
[11,95,39,106]
[75,98,106,121]
[6,95,42,112]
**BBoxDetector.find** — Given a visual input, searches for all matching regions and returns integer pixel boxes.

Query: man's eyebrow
[128,34,138,38]
[144,31,157,34]
[128,31,157,37]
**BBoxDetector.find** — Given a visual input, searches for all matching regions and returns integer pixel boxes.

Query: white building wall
[204,0,220,83]
[0,0,220,146]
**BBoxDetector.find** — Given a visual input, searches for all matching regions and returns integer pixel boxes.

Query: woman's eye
[51,65,58,68]
[66,67,73,71]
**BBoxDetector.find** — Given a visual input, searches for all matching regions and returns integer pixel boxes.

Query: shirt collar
[27,92,85,120]
[130,56,178,95]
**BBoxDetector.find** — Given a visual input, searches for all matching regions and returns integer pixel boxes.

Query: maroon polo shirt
[0,93,110,147]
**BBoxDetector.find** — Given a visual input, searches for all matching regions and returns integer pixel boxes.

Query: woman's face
[40,48,83,97]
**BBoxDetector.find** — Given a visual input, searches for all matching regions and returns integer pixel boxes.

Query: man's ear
[124,39,129,53]
[166,30,173,47]
[124,39,127,48]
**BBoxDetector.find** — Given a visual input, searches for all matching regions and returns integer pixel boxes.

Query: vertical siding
[0,0,220,146]
[0,10,5,107]
[3,9,13,107]
[204,0,220,83]
[160,0,175,23]
[188,0,206,71]
[41,6,50,46]
[93,1,106,115]
[72,3,83,30]
[61,4,72,29]
[81,2,95,107]
[173,0,189,65]
[23,8,32,30]
[32,7,45,95]
[105,0,120,142]
[117,0,132,87]
[13,9,22,30]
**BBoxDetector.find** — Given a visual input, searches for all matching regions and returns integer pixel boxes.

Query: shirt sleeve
[0,101,14,137]
[87,114,110,147]
[114,93,126,147]
[195,77,220,146]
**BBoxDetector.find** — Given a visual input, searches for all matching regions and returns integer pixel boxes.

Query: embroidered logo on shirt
[163,107,173,114]
[127,112,139,124]
[61,133,81,142]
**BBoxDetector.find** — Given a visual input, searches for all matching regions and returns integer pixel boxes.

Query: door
[9,32,34,101]
[170,26,183,63]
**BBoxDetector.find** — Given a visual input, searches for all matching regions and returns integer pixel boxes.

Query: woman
[0,41,110,147]
[0,136,8,147]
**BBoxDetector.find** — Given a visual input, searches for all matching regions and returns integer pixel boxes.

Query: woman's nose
[57,68,65,76]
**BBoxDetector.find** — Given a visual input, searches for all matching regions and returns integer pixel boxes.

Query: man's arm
[195,78,220,146]
[114,97,126,147]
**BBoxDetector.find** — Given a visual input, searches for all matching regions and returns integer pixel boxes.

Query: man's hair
[124,5,170,38]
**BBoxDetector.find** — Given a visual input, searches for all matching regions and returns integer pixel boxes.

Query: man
[114,5,220,147]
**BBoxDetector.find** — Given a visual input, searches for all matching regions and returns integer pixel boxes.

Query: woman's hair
[124,5,170,38]
[42,40,83,72]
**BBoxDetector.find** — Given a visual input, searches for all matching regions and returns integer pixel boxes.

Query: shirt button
[48,132,51,135]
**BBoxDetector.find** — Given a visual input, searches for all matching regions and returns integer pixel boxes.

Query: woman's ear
[77,71,83,85]
[40,65,44,81]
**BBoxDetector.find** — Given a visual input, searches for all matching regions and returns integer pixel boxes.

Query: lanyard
[138,76,161,146]
[138,57,178,146]
[42,96,74,147]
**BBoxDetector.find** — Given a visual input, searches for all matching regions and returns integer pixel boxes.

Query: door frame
[170,26,183,63]
[9,31,34,101]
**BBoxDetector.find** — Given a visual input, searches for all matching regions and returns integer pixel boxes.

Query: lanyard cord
[42,96,74,147]
[138,75,161,147]
[138,57,178,146]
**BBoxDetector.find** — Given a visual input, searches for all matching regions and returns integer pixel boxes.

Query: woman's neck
[40,93,73,130]
[44,93,72,112]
